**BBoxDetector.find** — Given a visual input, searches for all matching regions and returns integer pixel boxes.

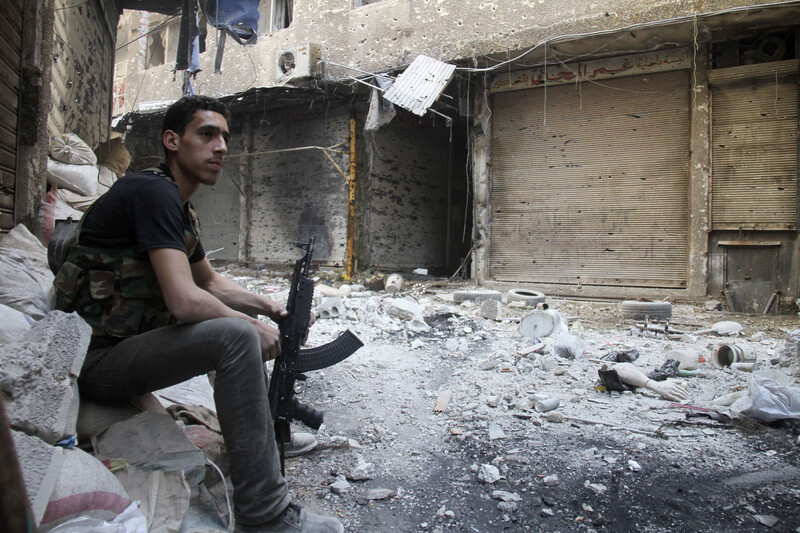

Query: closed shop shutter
[491,70,690,288]
[0,0,22,233]
[710,60,798,231]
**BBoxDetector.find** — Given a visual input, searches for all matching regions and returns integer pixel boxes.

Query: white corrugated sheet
[383,55,456,116]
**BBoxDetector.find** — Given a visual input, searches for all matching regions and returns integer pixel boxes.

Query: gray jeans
[78,317,290,527]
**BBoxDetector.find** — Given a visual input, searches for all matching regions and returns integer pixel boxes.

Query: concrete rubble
[4,266,800,532]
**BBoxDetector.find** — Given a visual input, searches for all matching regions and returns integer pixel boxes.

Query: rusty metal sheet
[383,55,456,117]
[711,63,798,231]
[490,70,690,287]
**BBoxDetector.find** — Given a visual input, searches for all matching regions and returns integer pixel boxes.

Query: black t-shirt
[80,165,206,263]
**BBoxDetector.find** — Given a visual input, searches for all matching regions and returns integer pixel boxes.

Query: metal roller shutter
[709,60,798,231]
[491,69,690,288]
[0,0,22,233]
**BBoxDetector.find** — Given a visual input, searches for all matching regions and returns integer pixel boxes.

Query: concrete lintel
[484,281,701,305]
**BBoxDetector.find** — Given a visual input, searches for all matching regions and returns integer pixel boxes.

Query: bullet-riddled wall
[124,91,469,272]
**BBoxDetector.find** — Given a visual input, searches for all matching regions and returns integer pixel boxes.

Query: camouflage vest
[53,167,201,338]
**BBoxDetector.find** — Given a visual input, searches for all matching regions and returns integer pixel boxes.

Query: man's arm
[149,248,282,360]
[189,256,287,321]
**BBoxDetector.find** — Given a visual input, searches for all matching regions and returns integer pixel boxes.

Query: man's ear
[163,130,180,153]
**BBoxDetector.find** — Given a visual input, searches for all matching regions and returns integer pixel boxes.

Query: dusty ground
[176,270,800,533]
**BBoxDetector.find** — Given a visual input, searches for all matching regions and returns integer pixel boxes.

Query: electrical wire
[456,0,800,73]
[54,0,90,11]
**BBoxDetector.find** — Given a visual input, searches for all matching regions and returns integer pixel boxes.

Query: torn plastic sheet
[200,0,259,44]
[714,369,800,422]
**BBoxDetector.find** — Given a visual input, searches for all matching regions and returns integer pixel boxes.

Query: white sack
[729,370,800,422]
[0,224,55,319]
[50,133,97,166]
[46,158,99,196]
[0,303,35,344]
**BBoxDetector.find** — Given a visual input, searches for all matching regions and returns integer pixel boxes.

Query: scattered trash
[720,370,800,422]
[551,332,586,359]
[519,310,567,339]
[412,268,428,276]
[535,398,560,413]
[695,321,743,336]
[600,348,640,363]
[665,349,700,370]
[712,343,756,368]
[647,359,681,381]
[385,273,404,293]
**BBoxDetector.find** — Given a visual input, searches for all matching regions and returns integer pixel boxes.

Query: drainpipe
[346,117,357,277]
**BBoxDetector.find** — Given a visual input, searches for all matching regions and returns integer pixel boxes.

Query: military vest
[53,167,201,338]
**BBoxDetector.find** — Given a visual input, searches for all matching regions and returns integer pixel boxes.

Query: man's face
[167,110,230,186]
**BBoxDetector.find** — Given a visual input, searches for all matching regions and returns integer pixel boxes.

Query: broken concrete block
[11,430,63,524]
[317,297,346,319]
[777,330,800,370]
[387,298,424,320]
[479,299,503,321]
[1,311,90,443]
[477,464,502,484]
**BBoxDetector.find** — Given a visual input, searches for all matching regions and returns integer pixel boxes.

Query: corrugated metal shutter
[710,60,798,230]
[0,0,23,233]
[491,70,690,288]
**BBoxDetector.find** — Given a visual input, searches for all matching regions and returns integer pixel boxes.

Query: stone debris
[477,464,502,484]
[329,478,352,494]
[545,411,565,423]
[754,515,780,528]
[542,474,559,486]
[585,481,607,495]
[366,488,395,500]
[491,490,522,502]
[488,423,506,440]
[347,454,376,481]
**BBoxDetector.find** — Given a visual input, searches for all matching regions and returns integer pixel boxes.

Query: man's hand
[253,319,282,361]
[302,309,315,345]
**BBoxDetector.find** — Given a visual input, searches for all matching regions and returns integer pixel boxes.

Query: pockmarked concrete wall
[119,0,786,112]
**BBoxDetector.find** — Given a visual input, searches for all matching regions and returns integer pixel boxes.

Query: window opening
[711,29,795,69]
[273,0,293,31]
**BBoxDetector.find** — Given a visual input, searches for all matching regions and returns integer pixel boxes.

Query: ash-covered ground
[172,269,800,533]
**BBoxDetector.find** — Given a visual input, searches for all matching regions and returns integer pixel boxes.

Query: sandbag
[55,165,117,212]
[50,133,97,166]
[39,448,132,532]
[95,137,131,177]
[46,158,99,196]
[0,224,55,319]
[0,302,35,344]
[33,188,84,245]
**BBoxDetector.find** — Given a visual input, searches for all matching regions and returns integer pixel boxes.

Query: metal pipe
[346,117,357,278]
[0,397,38,532]
[763,290,779,315]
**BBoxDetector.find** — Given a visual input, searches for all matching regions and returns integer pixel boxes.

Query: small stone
[540,508,555,517]
[546,411,564,423]
[497,502,518,513]
[754,515,779,528]
[582,503,594,512]
[445,338,460,352]
[751,331,766,342]
[491,490,522,502]
[628,460,641,472]
[543,474,559,486]
[704,300,722,311]
[329,479,351,494]
[450,427,463,435]
[347,455,375,481]
[489,423,506,440]
[444,510,455,519]
[410,339,425,349]
[478,464,502,484]
[367,488,395,500]
[585,481,607,495]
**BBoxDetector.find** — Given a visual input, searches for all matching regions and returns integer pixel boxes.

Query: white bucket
[711,343,756,368]
[385,274,404,293]
[519,310,567,339]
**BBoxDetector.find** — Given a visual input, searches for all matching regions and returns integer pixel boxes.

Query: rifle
[267,236,363,474]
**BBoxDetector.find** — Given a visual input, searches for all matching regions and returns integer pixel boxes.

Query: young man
[54,96,343,533]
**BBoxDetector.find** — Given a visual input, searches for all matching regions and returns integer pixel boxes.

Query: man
[53,95,343,533]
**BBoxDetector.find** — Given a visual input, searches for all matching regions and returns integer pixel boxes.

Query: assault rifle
[267,237,363,474]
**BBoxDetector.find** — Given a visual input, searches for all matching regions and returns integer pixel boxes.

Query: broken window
[146,27,166,69]
[711,29,795,69]
[353,0,384,6]
[272,0,293,31]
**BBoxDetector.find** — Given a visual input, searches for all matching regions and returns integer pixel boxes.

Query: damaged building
[110,0,800,313]
[4,0,800,308]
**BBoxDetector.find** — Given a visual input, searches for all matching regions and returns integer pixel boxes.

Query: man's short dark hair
[162,95,230,138]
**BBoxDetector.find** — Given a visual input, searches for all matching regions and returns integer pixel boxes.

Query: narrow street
[199,273,800,532]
